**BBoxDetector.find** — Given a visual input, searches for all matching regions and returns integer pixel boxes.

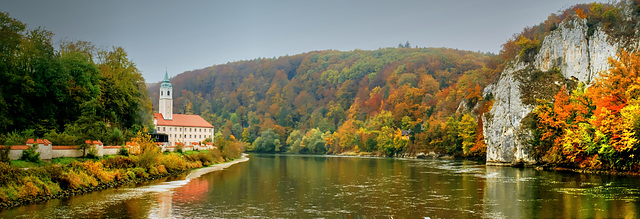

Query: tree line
[0,12,153,146]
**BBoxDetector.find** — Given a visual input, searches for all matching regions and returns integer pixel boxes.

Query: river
[1,154,639,218]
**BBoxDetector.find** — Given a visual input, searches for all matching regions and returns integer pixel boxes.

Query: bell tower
[159,70,173,120]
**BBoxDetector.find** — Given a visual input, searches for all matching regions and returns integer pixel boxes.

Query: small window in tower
[168,91,170,96]
[161,91,163,96]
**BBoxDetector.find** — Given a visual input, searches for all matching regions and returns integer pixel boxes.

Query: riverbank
[0,152,247,210]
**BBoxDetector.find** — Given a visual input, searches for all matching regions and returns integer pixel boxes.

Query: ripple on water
[554,186,640,201]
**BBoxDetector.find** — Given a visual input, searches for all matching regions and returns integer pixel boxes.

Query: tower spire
[163,68,170,82]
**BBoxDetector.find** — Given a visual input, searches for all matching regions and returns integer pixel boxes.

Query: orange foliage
[575,8,587,19]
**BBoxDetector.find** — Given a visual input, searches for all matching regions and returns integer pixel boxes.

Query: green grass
[10,160,45,168]
[183,150,209,155]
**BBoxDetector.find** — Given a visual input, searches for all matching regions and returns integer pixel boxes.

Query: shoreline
[186,153,250,180]
[335,152,640,176]
[0,153,250,210]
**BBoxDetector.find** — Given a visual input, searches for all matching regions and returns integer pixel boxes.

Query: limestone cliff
[484,17,619,164]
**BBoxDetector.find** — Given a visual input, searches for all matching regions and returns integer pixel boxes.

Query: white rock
[484,17,618,165]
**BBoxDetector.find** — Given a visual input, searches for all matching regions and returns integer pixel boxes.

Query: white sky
[2,0,602,82]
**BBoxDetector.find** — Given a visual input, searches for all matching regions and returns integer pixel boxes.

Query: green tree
[301,128,326,154]
[253,129,280,153]
[287,129,304,153]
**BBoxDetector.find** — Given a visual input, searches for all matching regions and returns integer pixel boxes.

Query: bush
[134,150,160,170]
[21,144,40,163]
[132,167,149,179]
[117,147,129,156]
[102,156,136,169]
[0,146,10,163]
[160,153,187,172]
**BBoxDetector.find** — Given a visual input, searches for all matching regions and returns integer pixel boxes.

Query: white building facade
[153,71,214,146]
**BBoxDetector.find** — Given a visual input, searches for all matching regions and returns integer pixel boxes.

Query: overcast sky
[3,0,600,83]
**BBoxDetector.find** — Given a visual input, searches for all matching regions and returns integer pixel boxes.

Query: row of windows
[160,91,171,96]
[171,134,211,139]
[161,127,211,133]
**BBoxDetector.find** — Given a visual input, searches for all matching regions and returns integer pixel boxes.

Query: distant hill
[148,47,501,155]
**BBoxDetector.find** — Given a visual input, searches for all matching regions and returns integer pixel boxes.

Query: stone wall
[4,139,124,160]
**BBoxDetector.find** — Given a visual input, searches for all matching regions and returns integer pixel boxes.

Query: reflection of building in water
[173,178,210,202]
[157,191,172,218]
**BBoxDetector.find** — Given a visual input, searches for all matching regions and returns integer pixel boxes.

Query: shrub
[157,165,168,174]
[126,170,136,180]
[160,153,187,172]
[132,167,149,179]
[134,150,161,170]
[102,156,135,169]
[21,144,40,163]
[148,166,159,175]
[117,147,129,156]
[0,146,10,163]
[61,169,86,189]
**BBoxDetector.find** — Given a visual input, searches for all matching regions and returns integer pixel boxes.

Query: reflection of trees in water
[482,166,637,218]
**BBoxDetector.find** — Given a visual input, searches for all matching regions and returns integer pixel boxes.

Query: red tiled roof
[154,113,214,128]
[10,145,28,150]
[26,139,35,144]
[103,146,122,149]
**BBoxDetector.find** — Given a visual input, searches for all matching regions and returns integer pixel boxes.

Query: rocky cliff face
[484,17,618,164]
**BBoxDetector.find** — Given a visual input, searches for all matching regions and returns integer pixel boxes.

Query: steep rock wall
[484,18,618,164]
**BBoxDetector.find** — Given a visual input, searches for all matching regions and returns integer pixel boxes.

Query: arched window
[168,91,170,96]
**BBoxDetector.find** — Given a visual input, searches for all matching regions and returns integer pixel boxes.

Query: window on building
[169,127,172,131]
[168,91,170,96]
[199,135,202,138]
[180,128,182,131]
[189,135,192,138]
[163,127,166,131]
[161,91,163,96]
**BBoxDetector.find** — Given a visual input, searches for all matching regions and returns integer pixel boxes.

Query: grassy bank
[0,148,241,210]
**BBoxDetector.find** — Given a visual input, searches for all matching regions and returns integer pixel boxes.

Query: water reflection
[2,154,640,218]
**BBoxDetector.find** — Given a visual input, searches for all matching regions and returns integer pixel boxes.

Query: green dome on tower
[161,70,172,88]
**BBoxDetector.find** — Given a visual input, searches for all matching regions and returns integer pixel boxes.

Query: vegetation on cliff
[531,50,640,171]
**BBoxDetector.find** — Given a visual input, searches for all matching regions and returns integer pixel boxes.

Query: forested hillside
[0,12,153,146]
[150,47,502,156]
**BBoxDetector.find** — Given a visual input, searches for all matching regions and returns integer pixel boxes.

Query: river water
[2,154,640,218]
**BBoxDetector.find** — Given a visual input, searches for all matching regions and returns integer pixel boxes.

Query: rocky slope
[483,17,619,165]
